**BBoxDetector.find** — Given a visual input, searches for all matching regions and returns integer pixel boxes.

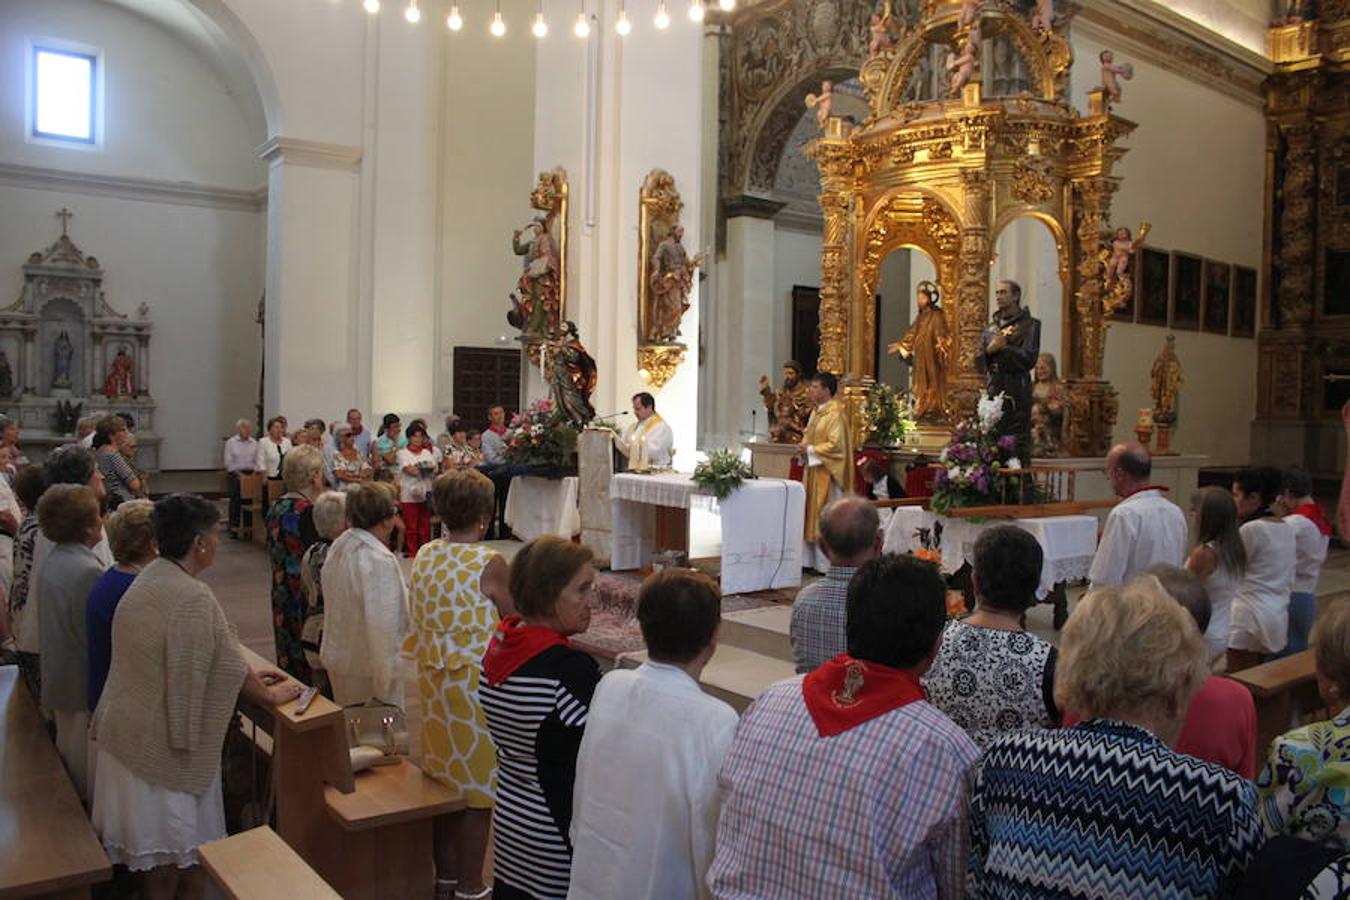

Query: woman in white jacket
[320,483,409,707]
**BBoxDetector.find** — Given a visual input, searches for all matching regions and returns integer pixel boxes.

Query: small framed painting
[1232,266,1257,338]
[1202,260,1232,335]
[1136,247,1170,326]
[1170,252,1202,330]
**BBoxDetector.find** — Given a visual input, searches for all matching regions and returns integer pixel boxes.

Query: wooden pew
[200,826,340,900]
[1227,650,1323,760]
[0,667,110,899]
[237,648,462,899]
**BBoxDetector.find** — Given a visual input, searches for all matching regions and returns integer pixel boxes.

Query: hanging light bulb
[363,0,381,13]
[491,10,507,34]
[447,4,464,29]
[615,7,631,34]
[404,0,421,22]
[717,0,734,10]
[574,11,591,36]
[687,0,704,22]
[531,11,548,36]
[654,0,670,28]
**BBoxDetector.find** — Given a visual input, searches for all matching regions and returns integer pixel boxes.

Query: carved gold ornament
[637,344,686,390]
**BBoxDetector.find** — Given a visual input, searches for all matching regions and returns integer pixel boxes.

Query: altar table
[504,475,580,540]
[610,473,805,594]
[882,506,1098,599]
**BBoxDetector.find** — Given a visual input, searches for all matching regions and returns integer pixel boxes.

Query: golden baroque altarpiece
[802,0,1137,456]
[1255,4,1350,471]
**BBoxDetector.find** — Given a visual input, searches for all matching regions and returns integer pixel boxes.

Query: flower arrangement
[860,383,917,447]
[930,393,1024,514]
[692,448,757,500]
[503,398,580,469]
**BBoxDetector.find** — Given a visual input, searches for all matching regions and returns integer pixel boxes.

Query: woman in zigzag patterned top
[969,577,1264,899]
[479,536,600,900]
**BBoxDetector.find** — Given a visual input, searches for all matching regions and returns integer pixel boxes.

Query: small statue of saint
[546,321,598,427]
[0,351,14,399]
[976,280,1042,455]
[646,225,703,344]
[1030,352,1070,457]
[507,215,561,338]
[804,81,834,131]
[759,360,813,444]
[959,0,982,28]
[868,13,897,57]
[887,281,951,420]
[103,345,135,399]
[1100,50,1133,106]
[1150,334,1183,425]
[52,331,74,390]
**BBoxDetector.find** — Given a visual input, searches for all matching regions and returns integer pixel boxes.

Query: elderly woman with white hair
[265,445,325,683]
[299,491,348,685]
[968,576,1264,898]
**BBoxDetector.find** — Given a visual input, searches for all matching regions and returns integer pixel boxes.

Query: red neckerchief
[1292,502,1333,537]
[349,424,364,436]
[1123,484,1170,499]
[801,654,927,737]
[482,616,570,685]
[489,424,508,436]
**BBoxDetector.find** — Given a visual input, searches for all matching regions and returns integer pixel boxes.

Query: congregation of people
[0,393,1347,900]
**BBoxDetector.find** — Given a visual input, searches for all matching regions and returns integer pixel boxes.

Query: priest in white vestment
[568,570,737,900]
[1088,442,1187,590]
[614,391,674,470]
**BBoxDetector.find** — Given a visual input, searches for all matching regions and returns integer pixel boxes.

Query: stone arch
[175,0,282,135]
[745,65,858,195]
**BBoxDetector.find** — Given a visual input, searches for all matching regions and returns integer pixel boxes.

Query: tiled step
[718,604,793,663]
[616,644,796,713]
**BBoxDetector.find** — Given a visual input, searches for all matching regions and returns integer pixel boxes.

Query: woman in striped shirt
[480,536,599,900]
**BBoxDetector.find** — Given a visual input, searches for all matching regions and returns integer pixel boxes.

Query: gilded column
[1064,175,1121,455]
[1274,121,1317,328]
[811,141,855,378]
[951,169,991,418]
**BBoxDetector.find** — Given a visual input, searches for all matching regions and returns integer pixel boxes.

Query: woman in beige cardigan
[91,494,300,900]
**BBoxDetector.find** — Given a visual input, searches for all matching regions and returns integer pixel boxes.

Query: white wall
[1073,27,1265,466]
[0,0,266,468]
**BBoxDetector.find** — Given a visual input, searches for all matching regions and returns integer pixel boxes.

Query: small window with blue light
[32,47,96,144]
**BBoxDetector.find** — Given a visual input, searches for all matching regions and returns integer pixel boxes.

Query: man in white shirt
[224,418,258,535]
[569,569,737,900]
[614,392,674,470]
[1088,442,1187,590]
[480,405,508,466]
[1277,467,1330,655]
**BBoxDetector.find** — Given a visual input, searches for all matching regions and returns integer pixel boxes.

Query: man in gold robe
[799,372,853,571]
[888,281,951,420]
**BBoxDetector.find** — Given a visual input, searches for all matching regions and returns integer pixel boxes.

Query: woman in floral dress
[266,445,325,683]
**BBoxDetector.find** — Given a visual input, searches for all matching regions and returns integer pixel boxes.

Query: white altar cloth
[882,506,1098,599]
[505,475,580,540]
[610,473,804,594]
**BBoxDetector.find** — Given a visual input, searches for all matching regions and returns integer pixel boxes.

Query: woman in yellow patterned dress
[405,469,514,900]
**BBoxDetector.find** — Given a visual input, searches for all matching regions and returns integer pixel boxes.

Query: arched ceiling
[99,0,268,137]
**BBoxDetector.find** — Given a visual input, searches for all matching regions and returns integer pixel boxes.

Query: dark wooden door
[453,347,521,428]
[790,286,883,379]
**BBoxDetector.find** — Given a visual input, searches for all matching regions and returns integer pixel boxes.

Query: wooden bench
[199,826,340,900]
[0,667,110,899]
[237,648,461,899]
[1228,650,1324,759]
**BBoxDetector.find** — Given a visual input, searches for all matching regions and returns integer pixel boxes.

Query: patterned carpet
[573,568,798,661]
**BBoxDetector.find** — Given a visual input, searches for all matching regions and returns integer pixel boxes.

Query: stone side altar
[0,215,159,470]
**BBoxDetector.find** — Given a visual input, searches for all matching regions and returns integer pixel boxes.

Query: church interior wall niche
[507,167,569,345]
[637,169,703,390]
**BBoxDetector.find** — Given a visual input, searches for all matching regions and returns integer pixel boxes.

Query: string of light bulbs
[364,0,733,36]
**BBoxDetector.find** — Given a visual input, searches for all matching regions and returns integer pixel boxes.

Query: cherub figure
[868,12,896,57]
[959,0,982,28]
[1107,223,1150,282]
[948,38,979,97]
[1032,0,1054,33]
[1100,50,1134,105]
[805,80,834,130]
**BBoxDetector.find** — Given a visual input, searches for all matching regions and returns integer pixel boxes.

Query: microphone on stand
[751,408,757,439]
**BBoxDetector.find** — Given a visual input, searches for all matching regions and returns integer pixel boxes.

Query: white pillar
[713,212,777,447]
[258,138,363,421]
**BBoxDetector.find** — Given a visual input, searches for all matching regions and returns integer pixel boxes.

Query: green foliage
[861,383,917,447]
[692,449,757,500]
